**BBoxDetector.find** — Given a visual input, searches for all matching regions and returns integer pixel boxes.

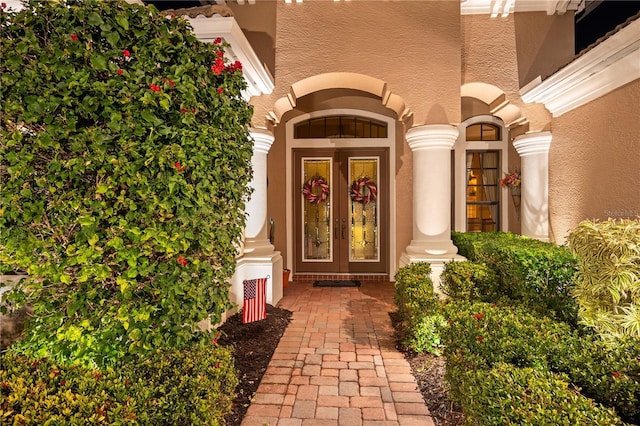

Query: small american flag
[243,277,267,324]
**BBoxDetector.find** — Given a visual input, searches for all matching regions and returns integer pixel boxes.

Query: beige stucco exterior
[217,1,639,279]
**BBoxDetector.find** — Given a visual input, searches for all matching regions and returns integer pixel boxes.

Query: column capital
[405,124,459,151]
[513,131,552,156]
[250,127,275,155]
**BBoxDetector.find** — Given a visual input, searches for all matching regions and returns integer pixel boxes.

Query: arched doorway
[285,109,397,278]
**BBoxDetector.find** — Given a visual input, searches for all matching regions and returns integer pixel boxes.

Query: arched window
[466,123,501,141]
[294,115,387,139]
[454,116,508,233]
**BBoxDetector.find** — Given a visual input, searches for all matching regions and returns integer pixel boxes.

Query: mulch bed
[219,304,464,426]
[217,304,293,426]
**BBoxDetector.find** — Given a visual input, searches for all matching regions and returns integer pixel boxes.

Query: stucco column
[513,131,551,242]
[400,124,463,291]
[243,128,276,255]
[227,128,283,313]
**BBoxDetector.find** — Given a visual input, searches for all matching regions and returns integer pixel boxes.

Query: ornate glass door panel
[294,149,388,274]
[301,158,332,262]
[349,158,379,262]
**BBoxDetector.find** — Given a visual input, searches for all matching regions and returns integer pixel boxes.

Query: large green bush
[456,363,625,426]
[451,232,578,324]
[0,0,253,367]
[0,342,238,425]
[393,263,445,354]
[439,260,500,302]
[443,301,640,423]
[568,218,640,340]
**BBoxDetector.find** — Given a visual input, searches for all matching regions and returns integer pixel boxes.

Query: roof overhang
[520,17,640,117]
[460,0,583,17]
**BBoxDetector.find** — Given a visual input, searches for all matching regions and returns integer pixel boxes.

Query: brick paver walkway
[241,280,435,426]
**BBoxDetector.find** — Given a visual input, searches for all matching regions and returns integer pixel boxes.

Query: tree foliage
[0,0,254,367]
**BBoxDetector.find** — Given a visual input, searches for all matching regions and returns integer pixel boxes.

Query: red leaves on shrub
[117,68,124,75]
[217,88,224,94]
[177,256,188,267]
[213,37,222,44]
[70,34,78,41]
[174,162,185,173]
[474,313,485,321]
[477,335,484,342]
[611,371,622,379]
[122,49,130,58]
[149,83,161,92]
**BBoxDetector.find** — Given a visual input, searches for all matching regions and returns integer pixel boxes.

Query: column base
[242,238,276,256]
[399,252,466,295]
[405,239,459,256]
[229,251,283,310]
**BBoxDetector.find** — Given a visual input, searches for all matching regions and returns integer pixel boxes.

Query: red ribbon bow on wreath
[303,176,330,205]
[350,177,377,205]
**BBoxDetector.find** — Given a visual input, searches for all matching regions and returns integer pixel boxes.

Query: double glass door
[294,148,388,274]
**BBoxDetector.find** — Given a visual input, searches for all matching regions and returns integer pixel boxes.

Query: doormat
[313,280,361,287]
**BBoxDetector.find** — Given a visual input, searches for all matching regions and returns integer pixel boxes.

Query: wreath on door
[350,177,377,205]
[302,176,330,205]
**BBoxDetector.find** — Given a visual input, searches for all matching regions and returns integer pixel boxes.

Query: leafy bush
[443,301,640,423]
[451,232,578,324]
[550,335,640,423]
[456,363,625,426]
[394,263,438,322]
[451,231,518,261]
[0,342,238,425]
[404,313,446,356]
[568,218,640,340]
[439,260,500,302]
[0,0,253,366]
[393,263,444,354]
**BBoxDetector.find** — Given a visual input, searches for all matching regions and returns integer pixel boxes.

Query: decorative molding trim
[513,131,552,156]
[250,128,275,155]
[187,16,275,100]
[520,18,640,117]
[406,125,459,151]
[460,0,582,17]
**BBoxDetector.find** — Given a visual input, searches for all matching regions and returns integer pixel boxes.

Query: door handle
[341,218,347,239]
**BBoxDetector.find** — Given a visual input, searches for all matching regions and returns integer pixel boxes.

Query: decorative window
[466,151,500,232]
[294,115,387,139]
[466,123,500,141]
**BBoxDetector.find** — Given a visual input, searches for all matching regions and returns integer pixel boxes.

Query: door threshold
[293,273,389,282]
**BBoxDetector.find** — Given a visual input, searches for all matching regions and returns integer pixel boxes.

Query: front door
[294,148,388,274]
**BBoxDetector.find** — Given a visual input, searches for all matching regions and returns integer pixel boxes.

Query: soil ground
[219,304,464,426]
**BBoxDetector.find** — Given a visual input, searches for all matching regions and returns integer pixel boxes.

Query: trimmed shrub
[394,263,438,322]
[0,0,253,367]
[451,232,578,324]
[439,260,500,302]
[404,313,447,356]
[0,342,237,425]
[443,301,640,423]
[456,363,625,426]
[394,263,444,355]
[551,336,640,423]
[568,218,640,340]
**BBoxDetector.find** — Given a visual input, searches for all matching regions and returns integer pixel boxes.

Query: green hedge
[393,263,444,355]
[456,363,625,426]
[442,301,640,423]
[451,232,579,325]
[0,343,238,425]
[440,260,501,302]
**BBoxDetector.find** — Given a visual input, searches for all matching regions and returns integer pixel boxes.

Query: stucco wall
[548,79,640,244]
[251,1,461,127]
[514,12,575,88]
[228,1,277,78]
